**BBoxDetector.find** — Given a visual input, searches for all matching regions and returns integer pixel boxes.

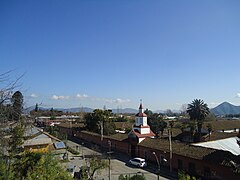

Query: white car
[129,157,147,168]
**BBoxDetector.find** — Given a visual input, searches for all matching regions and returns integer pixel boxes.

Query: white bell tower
[133,101,150,134]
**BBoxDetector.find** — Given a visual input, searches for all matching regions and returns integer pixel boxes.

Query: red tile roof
[134,125,150,128]
[136,112,147,117]
[133,129,155,138]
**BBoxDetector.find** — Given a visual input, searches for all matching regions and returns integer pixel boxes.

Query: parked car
[129,157,147,167]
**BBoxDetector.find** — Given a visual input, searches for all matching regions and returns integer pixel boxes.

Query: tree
[34,103,38,112]
[206,123,213,140]
[187,121,196,141]
[147,113,160,137]
[11,152,72,180]
[187,99,210,141]
[146,112,167,137]
[80,155,108,180]
[178,170,196,180]
[131,174,146,180]
[165,109,173,116]
[84,109,115,135]
[118,174,146,180]
[0,71,23,106]
[11,91,23,121]
[144,109,153,116]
[1,71,23,123]
[103,121,116,135]
[159,120,167,136]
[84,113,98,132]
[8,123,24,156]
[0,155,15,180]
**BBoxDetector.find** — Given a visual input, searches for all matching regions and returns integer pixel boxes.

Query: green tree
[118,174,130,180]
[147,113,160,137]
[11,91,23,121]
[159,120,167,136]
[118,174,146,180]
[11,152,72,180]
[35,103,38,112]
[131,174,146,180]
[0,156,14,180]
[8,123,24,155]
[84,109,115,135]
[187,99,210,142]
[81,155,108,180]
[144,109,153,116]
[206,123,213,140]
[187,121,196,141]
[103,121,116,135]
[178,170,196,180]
[84,112,98,132]
[146,112,167,137]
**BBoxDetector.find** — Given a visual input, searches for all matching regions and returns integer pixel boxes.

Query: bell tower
[129,101,155,143]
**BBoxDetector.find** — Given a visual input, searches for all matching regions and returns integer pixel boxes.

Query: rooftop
[23,137,52,147]
[193,136,240,156]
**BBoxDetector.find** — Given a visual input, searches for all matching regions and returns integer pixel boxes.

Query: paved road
[64,140,169,180]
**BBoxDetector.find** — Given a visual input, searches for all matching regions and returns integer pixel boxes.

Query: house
[22,126,66,154]
[23,137,52,153]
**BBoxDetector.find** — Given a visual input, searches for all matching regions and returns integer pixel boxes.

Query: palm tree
[187,99,209,141]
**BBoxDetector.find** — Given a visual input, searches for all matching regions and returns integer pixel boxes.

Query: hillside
[211,102,240,116]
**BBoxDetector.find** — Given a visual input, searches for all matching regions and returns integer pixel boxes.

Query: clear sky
[1,0,240,111]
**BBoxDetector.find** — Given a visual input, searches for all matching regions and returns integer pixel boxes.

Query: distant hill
[25,106,180,115]
[24,106,94,114]
[24,106,139,114]
[111,108,138,114]
[211,102,240,115]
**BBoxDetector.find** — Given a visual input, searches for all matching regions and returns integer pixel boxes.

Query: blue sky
[1,0,240,111]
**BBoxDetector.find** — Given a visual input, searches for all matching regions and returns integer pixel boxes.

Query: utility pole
[82,142,84,159]
[168,129,172,172]
[153,152,160,180]
[107,140,112,180]
[100,121,103,151]
[100,121,103,141]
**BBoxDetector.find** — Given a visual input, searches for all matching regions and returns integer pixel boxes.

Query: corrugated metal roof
[193,137,240,155]
[33,133,49,139]
[23,138,52,146]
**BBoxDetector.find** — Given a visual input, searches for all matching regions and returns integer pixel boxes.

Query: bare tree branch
[0,71,25,105]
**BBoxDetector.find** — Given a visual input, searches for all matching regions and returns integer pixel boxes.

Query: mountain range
[24,101,240,116]
[24,106,139,114]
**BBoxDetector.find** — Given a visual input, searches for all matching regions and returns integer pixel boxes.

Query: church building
[128,103,155,143]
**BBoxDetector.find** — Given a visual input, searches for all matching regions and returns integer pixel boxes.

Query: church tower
[129,102,155,143]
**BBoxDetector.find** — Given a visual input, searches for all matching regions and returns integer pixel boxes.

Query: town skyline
[1,0,240,110]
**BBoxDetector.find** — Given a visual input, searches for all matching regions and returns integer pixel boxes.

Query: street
[63,140,169,180]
